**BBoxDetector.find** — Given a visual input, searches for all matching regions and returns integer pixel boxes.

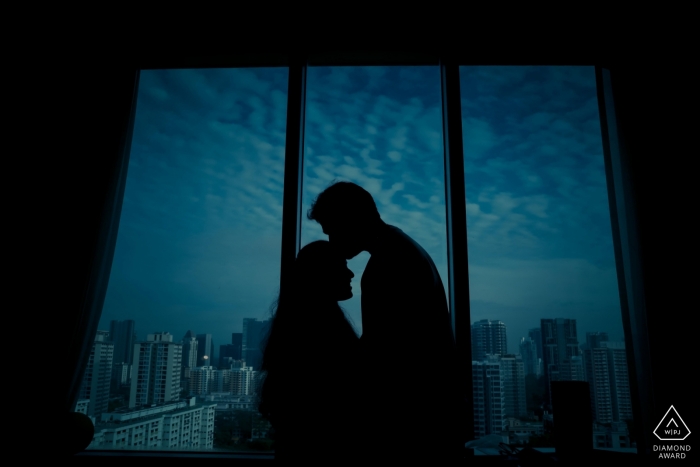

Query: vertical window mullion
[440,58,474,443]
[595,66,652,457]
[280,57,307,297]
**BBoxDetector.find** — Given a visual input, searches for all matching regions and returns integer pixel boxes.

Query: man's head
[307,181,381,259]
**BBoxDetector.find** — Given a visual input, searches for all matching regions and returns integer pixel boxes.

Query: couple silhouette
[259,182,466,464]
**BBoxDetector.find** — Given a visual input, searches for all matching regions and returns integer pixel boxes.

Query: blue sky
[99,65,623,359]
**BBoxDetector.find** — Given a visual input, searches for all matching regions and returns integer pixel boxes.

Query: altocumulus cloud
[101,68,290,347]
[460,66,622,351]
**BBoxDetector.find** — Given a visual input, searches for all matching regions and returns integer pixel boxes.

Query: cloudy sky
[99,65,623,359]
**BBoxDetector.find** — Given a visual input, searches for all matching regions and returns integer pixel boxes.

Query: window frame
[69,53,650,462]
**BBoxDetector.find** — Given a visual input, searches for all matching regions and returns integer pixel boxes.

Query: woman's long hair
[258,241,358,424]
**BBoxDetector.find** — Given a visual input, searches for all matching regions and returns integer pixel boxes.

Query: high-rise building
[560,355,585,381]
[500,354,527,418]
[242,318,270,370]
[584,331,609,349]
[232,332,242,354]
[212,369,231,393]
[111,362,132,389]
[189,366,215,395]
[109,320,137,391]
[109,320,136,365]
[605,343,633,423]
[196,334,214,367]
[219,333,242,368]
[180,332,198,395]
[182,335,198,370]
[528,327,543,361]
[519,337,540,377]
[188,361,249,395]
[472,356,506,437]
[129,332,182,408]
[230,365,257,396]
[471,319,507,361]
[219,345,240,367]
[75,399,89,415]
[77,332,114,418]
[582,333,633,424]
[540,318,582,402]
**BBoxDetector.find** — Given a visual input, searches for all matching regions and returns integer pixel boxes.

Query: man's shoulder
[371,224,437,276]
[383,224,430,258]
[383,224,415,246]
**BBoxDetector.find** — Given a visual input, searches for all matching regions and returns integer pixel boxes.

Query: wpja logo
[653,405,691,459]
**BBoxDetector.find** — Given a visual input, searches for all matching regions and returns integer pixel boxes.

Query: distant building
[129,332,182,408]
[220,348,241,368]
[219,333,243,368]
[232,333,242,354]
[519,337,541,377]
[242,319,270,370]
[582,333,633,424]
[212,369,232,393]
[189,362,257,396]
[91,398,216,450]
[528,327,543,361]
[109,320,137,391]
[75,399,89,415]
[196,334,214,367]
[471,319,507,361]
[593,421,632,449]
[189,366,215,396]
[504,418,544,444]
[540,318,582,402]
[180,332,198,394]
[109,320,136,365]
[473,356,506,438]
[190,363,233,396]
[230,365,257,396]
[584,331,609,349]
[182,334,198,370]
[500,354,527,418]
[560,355,585,381]
[78,332,114,418]
[112,362,132,389]
[220,358,246,370]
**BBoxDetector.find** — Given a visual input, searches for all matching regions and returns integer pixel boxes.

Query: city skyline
[96,314,621,369]
[81,313,632,450]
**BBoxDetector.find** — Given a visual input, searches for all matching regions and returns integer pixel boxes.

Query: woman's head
[259,241,358,420]
[294,240,354,301]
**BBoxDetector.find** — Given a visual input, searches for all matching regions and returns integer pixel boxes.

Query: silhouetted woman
[259,240,360,463]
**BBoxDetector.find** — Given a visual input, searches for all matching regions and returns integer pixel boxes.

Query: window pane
[78,68,287,452]
[460,66,633,451]
[298,66,451,454]
[302,66,449,334]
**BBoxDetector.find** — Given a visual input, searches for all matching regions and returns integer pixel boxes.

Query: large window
[81,68,288,452]
[460,67,632,449]
[73,60,642,457]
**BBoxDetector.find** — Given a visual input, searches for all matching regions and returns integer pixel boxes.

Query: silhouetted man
[308,181,465,463]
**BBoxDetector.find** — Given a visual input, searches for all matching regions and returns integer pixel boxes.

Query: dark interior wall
[56,38,692,459]
[612,63,693,422]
